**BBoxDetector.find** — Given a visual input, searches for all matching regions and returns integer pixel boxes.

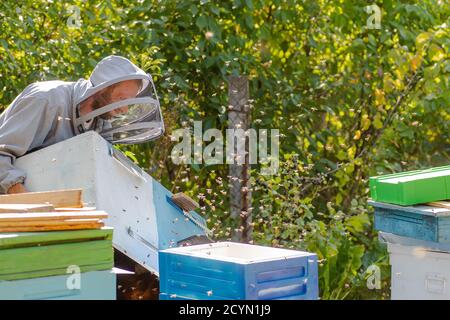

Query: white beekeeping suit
[0,55,164,194]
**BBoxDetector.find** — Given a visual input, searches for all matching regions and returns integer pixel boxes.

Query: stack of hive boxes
[159,242,319,300]
[369,165,450,299]
[0,190,115,300]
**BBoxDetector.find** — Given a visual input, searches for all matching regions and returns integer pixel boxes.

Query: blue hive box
[159,242,318,300]
[370,200,450,242]
[0,270,116,300]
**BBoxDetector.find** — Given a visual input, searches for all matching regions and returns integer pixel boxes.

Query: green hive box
[0,227,114,281]
[369,165,450,206]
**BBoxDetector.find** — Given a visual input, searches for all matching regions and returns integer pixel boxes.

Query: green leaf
[346,214,370,234]
[210,5,220,16]
[244,14,253,30]
[373,113,383,129]
[0,39,8,49]
[190,5,198,16]
[424,63,440,81]
[368,34,376,47]
[428,43,445,62]
[351,38,365,49]
[196,15,208,30]
[415,31,432,50]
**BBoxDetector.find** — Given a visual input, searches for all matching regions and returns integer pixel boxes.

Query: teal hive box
[369,165,450,206]
[370,200,450,242]
[0,270,116,300]
[159,242,318,300]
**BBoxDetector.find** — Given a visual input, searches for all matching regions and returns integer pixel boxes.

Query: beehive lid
[369,165,450,205]
[378,231,450,253]
[377,168,450,184]
[368,200,450,217]
[160,242,315,264]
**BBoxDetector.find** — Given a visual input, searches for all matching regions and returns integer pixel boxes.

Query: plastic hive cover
[369,165,450,206]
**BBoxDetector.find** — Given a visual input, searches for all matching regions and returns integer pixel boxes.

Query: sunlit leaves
[429,43,446,62]
[0,0,447,300]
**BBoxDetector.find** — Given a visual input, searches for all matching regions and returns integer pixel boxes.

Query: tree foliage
[0,0,448,299]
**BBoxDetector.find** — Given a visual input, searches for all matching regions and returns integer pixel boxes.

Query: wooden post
[228,76,252,243]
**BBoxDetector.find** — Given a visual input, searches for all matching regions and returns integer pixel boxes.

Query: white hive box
[15,131,208,275]
[382,233,450,300]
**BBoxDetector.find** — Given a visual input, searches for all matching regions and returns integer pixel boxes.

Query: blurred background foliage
[0,0,448,299]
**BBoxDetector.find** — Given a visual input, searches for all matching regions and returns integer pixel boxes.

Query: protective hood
[72,55,164,144]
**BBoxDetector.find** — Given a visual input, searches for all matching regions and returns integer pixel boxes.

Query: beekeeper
[0,55,164,194]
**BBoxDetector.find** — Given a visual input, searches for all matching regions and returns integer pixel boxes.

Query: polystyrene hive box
[14,131,208,275]
[0,270,116,300]
[386,240,450,300]
[159,242,319,300]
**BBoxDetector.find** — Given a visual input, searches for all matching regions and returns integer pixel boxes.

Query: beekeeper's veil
[72,55,164,144]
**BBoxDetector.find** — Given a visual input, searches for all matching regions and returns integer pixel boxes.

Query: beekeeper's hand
[7,183,28,194]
